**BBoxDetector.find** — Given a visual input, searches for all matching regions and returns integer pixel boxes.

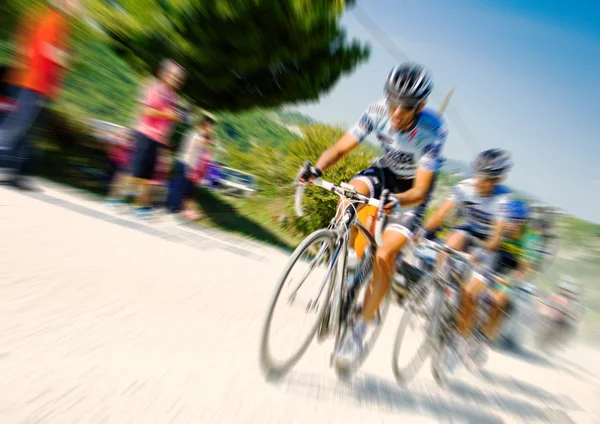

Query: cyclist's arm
[484,219,505,251]
[314,133,359,172]
[423,176,464,232]
[486,195,512,251]
[394,167,435,207]
[315,101,384,173]
[423,199,456,232]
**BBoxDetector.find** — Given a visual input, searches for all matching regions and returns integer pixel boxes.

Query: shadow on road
[194,188,293,251]
[493,343,551,367]
[448,379,576,423]
[496,343,598,385]
[476,369,581,411]
[556,355,600,383]
[270,369,577,423]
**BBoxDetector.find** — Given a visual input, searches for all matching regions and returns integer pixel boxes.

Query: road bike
[392,238,488,386]
[259,174,392,377]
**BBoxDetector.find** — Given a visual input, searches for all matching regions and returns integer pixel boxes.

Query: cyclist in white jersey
[421,148,514,343]
[298,63,448,368]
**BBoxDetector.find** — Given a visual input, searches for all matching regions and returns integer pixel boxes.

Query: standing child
[166,112,216,221]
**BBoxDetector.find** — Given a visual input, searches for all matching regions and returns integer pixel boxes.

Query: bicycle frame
[414,241,478,343]
[294,178,387,349]
[323,198,381,345]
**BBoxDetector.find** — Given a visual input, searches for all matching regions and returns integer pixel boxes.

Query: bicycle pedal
[391,291,406,306]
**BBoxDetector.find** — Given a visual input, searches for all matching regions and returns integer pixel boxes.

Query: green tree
[214,109,297,152]
[87,0,370,111]
[0,0,33,41]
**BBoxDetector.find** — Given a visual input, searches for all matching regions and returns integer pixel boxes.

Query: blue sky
[295,0,600,223]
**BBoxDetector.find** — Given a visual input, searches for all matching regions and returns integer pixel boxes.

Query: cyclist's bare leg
[435,230,468,273]
[459,277,485,337]
[482,289,508,341]
[361,230,408,321]
[438,230,483,338]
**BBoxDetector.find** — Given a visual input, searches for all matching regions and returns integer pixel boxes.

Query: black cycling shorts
[351,165,437,238]
[484,249,519,282]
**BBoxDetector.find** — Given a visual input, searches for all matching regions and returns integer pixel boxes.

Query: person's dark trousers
[0,86,45,182]
[166,160,191,213]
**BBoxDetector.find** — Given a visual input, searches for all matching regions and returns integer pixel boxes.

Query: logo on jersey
[463,201,493,223]
[387,150,414,164]
[408,128,418,142]
[385,150,416,175]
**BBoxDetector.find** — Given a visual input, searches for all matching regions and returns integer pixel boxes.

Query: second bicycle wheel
[392,275,442,385]
[259,229,338,377]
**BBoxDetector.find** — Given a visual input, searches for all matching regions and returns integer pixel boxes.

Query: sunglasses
[474,173,502,182]
[385,97,421,111]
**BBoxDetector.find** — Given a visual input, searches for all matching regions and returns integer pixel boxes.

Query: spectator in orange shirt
[0,0,78,190]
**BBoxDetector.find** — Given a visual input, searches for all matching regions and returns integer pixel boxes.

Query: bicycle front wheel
[259,229,338,377]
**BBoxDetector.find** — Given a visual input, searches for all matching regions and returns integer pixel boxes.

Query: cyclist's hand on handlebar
[383,193,401,215]
[296,161,323,185]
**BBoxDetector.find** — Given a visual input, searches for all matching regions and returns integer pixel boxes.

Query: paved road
[1,181,599,423]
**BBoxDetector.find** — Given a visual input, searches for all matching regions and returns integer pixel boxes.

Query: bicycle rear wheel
[259,229,338,377]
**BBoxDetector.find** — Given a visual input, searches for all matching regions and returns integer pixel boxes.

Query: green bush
[221,122,376,236]
[282,123,376,235]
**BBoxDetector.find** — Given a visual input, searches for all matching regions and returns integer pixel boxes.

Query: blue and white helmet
[471,148,513,179]
[384,63,433,106]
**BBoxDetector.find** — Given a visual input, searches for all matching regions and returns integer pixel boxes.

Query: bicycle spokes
[286,241,332,307]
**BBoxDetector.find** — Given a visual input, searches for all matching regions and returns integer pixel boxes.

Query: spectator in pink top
[129,59,185,220]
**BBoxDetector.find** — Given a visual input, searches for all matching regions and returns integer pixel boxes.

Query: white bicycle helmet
[384,63,433,106]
